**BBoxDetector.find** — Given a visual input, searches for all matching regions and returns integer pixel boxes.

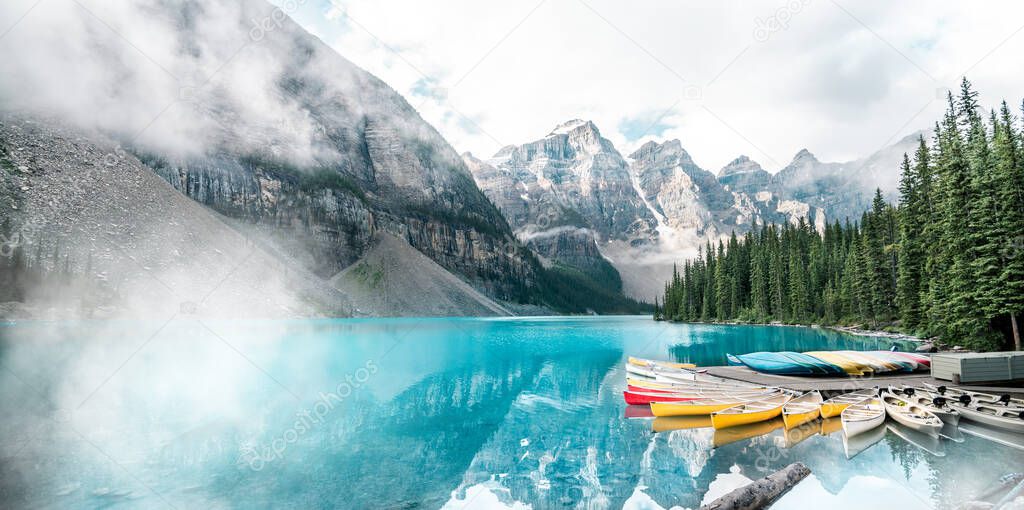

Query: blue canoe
[728,352,844,376]
[780,352,846,376]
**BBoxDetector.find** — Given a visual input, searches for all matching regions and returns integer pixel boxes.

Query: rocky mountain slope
[330,233,511,317]
[0,116,351,318]
[468,121,922,300]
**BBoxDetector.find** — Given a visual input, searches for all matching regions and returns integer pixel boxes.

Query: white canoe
[881,391,943,437]
[626,377,766,392]
[841,397,886,437]
[888,386,959,426]
[949,401,1024,433]
[627,356,696,369]
[923,383,1024,407]
[626,363,715,382]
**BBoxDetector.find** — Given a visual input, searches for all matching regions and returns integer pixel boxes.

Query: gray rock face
[718,155,771,194]
[630,140,744,235]
[485,120,656,242]
[470,119,920,300]
[467,120,656,290]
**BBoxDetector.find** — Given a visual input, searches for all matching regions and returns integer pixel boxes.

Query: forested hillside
[656,80,1024,351]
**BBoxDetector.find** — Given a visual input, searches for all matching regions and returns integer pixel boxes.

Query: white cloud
[280,0,1024,172]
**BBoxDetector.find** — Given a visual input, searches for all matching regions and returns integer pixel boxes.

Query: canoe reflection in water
[843,423,886,459]
[780,418,821,448]
[713,417,785,448]
[887,422,946,457]
[652,415,712,432]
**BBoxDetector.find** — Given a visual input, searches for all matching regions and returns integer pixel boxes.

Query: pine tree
[896,152,924,329]
[714,241,730,321]
[993,101,1024,349]
[788,240,809,322]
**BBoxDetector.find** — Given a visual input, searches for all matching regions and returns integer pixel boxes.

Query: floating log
[700,462,811,510]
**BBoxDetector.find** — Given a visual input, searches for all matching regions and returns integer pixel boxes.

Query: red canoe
[891,352,931,367]
[623,390,700,405]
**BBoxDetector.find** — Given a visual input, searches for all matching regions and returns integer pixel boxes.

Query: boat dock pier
[703,365,1024,396]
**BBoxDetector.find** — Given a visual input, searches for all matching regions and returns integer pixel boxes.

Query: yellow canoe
[804,351,871,376]
[839,351,898,373]
[710,394,792,429]
[820,388,877,418]
[652,415,713,432]
[713,417,784,447]
[650,392,782,417]
[628,356,696,369]
[782,391,823,429]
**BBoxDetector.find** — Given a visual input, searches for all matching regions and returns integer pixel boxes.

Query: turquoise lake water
[0,316,1021,509]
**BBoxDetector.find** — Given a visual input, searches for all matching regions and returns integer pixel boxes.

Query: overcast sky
[282,1,1021,172]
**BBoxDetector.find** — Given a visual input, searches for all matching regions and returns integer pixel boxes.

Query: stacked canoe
[727,350,930,377]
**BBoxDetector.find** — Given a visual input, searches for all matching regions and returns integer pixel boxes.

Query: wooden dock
[703,365,1024,396]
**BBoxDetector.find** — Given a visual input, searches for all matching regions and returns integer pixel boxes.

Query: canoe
[728,352,817,376]
[820,388,877,418]
[890,352,931,367]
[710,394,793,429]
[948,401,1024,433]
[887,422,946,457]
[837,351,893,373]
[626,378,764,392]
[923,383,1024,407]
[653,369,757,387]
[864,352,911,372]
[888,386,959,425]
[649,391,785,417]
[804,351,871,376]
[627,356,696,369]
[881,391,943,436]
[726,354,744,366]
[841,397,886,437]
[782,391,823,429]
[712,417,784,447]
[652,415,713,432]
[870,351,917,371]
[626,383,764,395]
[624,389,775,405]
[779,352,845,376]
